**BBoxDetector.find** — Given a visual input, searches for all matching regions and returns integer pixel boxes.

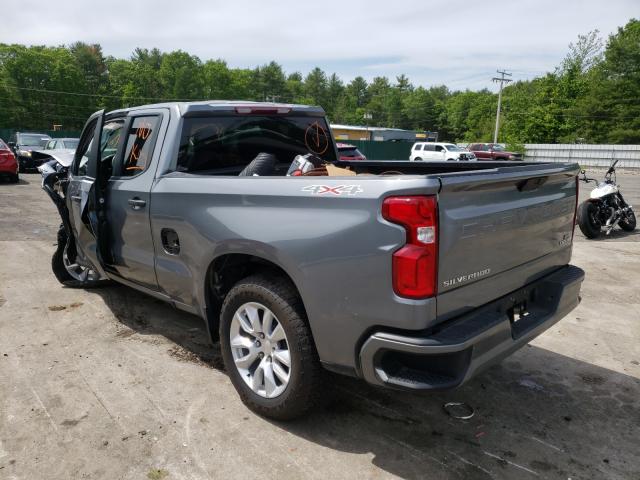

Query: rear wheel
[577,201,602,239]
[220,274,323,420]
[414,157,422,161]
[9,173,19,183]
[620,209,636,232]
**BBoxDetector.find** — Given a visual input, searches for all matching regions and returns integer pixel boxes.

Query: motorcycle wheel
[577,202,601,239]
[620,210,636,232]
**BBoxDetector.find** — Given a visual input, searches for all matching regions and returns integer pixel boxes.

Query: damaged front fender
[42,170,104,284]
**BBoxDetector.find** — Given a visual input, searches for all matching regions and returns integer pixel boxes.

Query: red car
[467,143,521,161]
[0,139,19,183]
[337,143,367,161]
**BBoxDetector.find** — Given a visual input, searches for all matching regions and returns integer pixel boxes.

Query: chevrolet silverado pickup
[42,101,584,419]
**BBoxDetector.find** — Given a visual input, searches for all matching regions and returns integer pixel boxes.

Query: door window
[72,118,125,177]
[73,121,97,176]
[435,145,444,152]
[119,116,160,177]
[414,144,422,151]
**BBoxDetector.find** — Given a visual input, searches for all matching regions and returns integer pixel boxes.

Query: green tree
[203,59,233,99]
[284,72,304,103]
[582,19,640,142]
[304,67,328,107]
[159,50,203,100]
[325,73,344,119]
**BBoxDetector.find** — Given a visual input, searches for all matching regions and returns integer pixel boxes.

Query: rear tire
[620,210,636,232]
[9,174,19,183]
[239,153,276,176]
[577,201,601,239]
[219,274,324,420]
[414,157,422,161]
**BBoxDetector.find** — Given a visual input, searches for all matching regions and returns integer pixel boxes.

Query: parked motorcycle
[577,160,636,238]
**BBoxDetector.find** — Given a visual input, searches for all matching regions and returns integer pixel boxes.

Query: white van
[410,142,477,162]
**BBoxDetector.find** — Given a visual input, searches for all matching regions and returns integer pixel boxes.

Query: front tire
[620,209,636,232]
[51,226,104,288]
[577,201,602,239]
[220,274,323,420]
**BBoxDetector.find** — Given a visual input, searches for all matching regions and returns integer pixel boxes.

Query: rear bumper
[359,265,584,391]
[0,166,18,175]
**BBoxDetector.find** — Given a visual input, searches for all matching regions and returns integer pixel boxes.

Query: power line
[0,97,104,111]
[504,111,640,120]
[492,69,512,143]
[0,83,193,102]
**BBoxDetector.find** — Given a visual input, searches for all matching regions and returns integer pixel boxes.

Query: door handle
[128,198,146,210]
[71,195,82,202]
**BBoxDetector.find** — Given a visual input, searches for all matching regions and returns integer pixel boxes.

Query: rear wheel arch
[203,253,308,342]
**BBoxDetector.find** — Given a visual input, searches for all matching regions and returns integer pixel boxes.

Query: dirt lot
[1,170,639,480]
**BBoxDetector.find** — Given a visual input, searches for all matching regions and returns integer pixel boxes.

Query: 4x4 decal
[302,184,363,196]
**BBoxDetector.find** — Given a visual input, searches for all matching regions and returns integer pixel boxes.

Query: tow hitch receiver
[508,300,530,338]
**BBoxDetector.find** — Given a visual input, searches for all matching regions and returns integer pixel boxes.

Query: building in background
[331,124,438,142]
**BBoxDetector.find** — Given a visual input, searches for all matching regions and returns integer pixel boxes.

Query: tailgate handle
[517,176,548,192]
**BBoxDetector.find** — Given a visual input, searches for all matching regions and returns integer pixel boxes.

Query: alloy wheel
[229,302,291,398]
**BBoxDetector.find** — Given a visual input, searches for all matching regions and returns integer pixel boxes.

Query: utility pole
[492,69,512,144]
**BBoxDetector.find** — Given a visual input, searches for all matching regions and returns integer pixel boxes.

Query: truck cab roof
[106,101,326,118]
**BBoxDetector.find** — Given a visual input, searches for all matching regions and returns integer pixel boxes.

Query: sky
[1,0,637,92]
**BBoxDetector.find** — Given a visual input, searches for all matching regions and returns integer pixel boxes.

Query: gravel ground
[0,172,639,480]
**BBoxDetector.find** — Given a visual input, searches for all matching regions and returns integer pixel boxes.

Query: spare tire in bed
[239,153,277,176]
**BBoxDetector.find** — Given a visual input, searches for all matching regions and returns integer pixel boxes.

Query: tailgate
[436,163,579,320]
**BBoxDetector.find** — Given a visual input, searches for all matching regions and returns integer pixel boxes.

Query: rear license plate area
[506,289,537,339]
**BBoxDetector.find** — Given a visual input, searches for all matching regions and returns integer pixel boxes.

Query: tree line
[0,18,638,146]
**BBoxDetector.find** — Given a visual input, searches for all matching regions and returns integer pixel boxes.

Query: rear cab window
[176,114,336,175]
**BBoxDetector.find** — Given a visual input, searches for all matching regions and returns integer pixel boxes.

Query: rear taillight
[572,176,579,240]
[382,196,438,299]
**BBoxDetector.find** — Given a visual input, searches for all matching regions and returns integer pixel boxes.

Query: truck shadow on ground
[91,283,640,480]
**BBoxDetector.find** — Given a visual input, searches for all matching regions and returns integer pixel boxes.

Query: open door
[65,110,109,279]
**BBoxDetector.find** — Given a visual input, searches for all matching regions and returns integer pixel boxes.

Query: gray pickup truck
[42,101,584,419]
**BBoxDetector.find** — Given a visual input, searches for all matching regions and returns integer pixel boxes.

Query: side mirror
[7,141,15,148]
[580,169,586,175]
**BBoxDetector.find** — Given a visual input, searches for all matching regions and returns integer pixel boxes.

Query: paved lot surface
[1,171,639,480]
